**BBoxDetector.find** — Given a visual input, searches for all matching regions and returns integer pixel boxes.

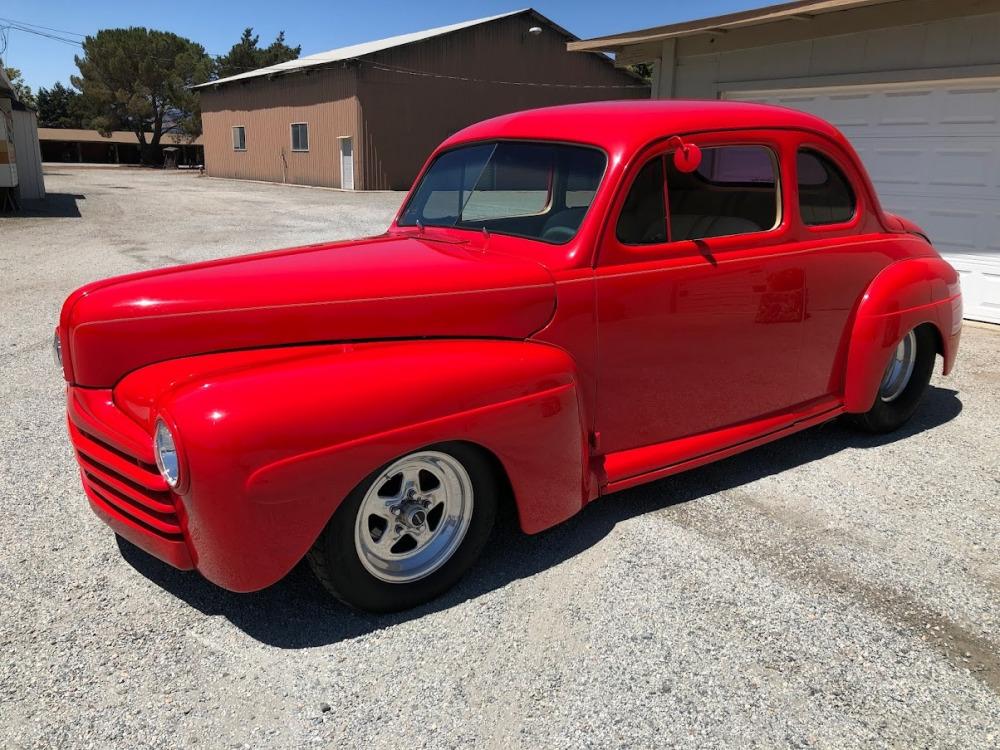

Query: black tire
[850,325,936,434]
[307,442,498,613]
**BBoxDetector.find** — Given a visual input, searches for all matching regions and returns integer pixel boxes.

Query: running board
[601,398,845,494]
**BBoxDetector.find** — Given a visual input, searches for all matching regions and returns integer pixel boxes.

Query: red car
[57,101,962,612]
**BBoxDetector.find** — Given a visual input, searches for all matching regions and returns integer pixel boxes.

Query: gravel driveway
[2,168,998,749]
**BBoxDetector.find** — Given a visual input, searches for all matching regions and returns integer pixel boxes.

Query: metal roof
[196,8,576,89]
[567,0,901,51]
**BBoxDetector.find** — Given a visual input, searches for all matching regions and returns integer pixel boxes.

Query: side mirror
[672,141,702,174]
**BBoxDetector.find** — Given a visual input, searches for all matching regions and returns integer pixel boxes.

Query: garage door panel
[952,257,1000,321]
[982,272,1000,317]
[939,86,1000,126]
[925,208,982,253]
[867,147,924,186]
[880,89,934,126]
[726,81,1000,323]
[927,147,993,189]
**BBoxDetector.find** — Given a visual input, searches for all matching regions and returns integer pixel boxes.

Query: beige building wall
[640,0,1000,99]
[201,69,361,188]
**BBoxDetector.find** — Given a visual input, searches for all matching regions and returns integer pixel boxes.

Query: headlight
[52,329,62,369]
[154,419,182,488]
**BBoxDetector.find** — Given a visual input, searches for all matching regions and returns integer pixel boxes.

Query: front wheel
[850,325,936,433]
[307,443,497,612]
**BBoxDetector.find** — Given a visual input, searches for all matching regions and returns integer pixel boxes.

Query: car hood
[60,232,557,387]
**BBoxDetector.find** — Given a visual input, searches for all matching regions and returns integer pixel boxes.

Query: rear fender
[115,340,588,592]
[844,257,961,413]
[883,211,931,241]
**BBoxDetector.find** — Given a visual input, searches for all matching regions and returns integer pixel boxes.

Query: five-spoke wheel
[308,443,497,612]
[354,451,474,584]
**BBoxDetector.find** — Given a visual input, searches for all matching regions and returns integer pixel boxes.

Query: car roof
[440,99,847,155]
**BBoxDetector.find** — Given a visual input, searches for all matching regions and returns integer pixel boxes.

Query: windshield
[399,141,607,244]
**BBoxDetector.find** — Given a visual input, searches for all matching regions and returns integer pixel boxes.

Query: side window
[291,123,309,152]
[666,145,778,240]
[797,149,856,226]
[616,156,666,245]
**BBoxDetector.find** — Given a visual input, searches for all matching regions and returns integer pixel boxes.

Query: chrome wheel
[879,330,917,403]
[354,451,474,584]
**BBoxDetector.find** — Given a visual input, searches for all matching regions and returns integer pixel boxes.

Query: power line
[0,18,269,72]
[0,21,83,47]
[356,57,649,89]
[0,16,85,37]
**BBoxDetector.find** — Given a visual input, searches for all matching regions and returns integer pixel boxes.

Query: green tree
[3,66,36,108]
[215,28,300,79]
[71,28,212,163]
[628,63,653,83]
[36,82,86,128]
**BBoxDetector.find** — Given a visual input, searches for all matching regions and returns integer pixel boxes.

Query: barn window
[232,126,246,151]
[291,123,309,152]
[796,149,856,226]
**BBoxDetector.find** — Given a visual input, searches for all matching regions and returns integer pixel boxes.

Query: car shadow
[117,385,962,648]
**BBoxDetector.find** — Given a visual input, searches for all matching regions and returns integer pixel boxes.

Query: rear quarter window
[797,149,856,226]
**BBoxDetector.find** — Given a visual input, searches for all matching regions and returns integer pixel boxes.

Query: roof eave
[567,0,898,51]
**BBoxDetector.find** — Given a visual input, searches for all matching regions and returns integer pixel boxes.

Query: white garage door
[726,80,1000,323]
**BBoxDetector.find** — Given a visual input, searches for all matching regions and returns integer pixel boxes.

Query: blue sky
[4,0,767,91]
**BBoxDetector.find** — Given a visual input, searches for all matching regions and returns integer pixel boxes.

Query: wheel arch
[448,439,518,528]
[118,339,590,592]
[843,257,961,413]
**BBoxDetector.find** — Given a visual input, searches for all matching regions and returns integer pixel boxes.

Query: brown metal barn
[195,9,648,190]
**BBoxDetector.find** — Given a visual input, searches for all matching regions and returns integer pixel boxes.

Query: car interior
[796,148,856,226]
[401,142,607,245]
[617,145,780,245]
[403,143,844,247]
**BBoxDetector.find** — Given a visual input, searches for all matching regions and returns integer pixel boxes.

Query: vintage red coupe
[57,101,961,612]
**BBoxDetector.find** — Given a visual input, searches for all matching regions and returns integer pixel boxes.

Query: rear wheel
[307,443,497,612]
[851,325,936,433]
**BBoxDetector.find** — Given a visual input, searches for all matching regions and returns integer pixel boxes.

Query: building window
[232,126,246,151]
[291,123,309,152]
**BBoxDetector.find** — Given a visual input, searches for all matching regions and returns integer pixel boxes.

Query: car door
[786,140,894,400]
[595,131,816,456]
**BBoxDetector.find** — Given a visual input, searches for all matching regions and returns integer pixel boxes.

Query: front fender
[844,256,961,413]
[115,340,588,592]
